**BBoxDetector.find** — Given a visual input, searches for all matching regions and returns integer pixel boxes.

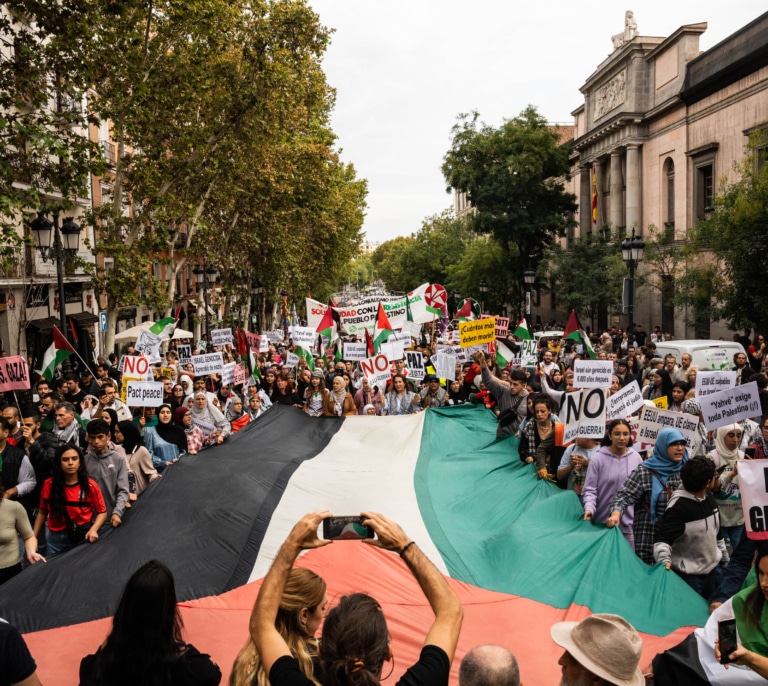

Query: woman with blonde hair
[231,567,327,686]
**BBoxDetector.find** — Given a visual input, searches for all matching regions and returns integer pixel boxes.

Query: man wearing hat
[551,613,644,685]
[420,374,447,408]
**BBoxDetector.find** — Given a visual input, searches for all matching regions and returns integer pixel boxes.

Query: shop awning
[68,312,99,326]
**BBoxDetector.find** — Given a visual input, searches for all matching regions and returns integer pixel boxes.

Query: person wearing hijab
[143,404,187,472]
[100,408,120,443]
[707,423,746,550]
[189,391,230,445]
[173,407,209,455]
[114,420,160,496]
[607,427,689,564]
[225,397,250,433]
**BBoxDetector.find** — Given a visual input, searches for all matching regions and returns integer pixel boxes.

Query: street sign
[100,311,108,333]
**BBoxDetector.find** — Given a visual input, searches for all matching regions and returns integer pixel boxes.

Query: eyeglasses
[669,440,687,447]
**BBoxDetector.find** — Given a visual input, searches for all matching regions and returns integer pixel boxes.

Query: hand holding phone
[718,619,738,664]
[322,516,374,541]
[745,447,757,459]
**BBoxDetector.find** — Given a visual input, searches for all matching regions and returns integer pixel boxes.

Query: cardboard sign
[695,370,737,398]
[177,345,192,365]
[520,340,538,366]
[562,389,607,443]
[739,459,768,540]
[405,351,425,381]
[400,321,422,338]
[290,326,317,352]
[700,381,761,431]
[606,380,644,420]
[122,355,154,380]
[265,330,283,344]
[459,318,496,348]
[0,356,30,392]
[191,352,225,376]
[135,329,162,363]
[343,342,367,361]
[285,352,299,368]
[210,328,233,346]
[221,362,236,386]
[495,317,509,338]
[573,361,613,389]
[431,352,457,381]
[379,341,405,361]
[360,354,391,391]
[636,405,700,450]
[233,363,247,386]
[125,381,164,407]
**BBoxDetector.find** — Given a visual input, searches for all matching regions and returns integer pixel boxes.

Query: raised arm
[249,511,332,675]
[362,511,463,662]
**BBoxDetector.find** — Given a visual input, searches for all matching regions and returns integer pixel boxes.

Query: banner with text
[636,406,700,450]
[495,317,509,338]
[700,381,761,431]
[0,356,30,392]
[562,388,607,444]
[343,343,368,361]
[405,351,425,380]
[695,370,737,398]
[606,380,645,420]
[459,317,496,348]
[360,354,391,391]
[520,340,537,366]
[573,360,614,389]
[431,352,457,381]
[125,381,164,407]
[739,459,768,540]
[191,352,225,376]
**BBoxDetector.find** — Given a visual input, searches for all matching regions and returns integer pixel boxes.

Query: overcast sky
[307,1,766,246]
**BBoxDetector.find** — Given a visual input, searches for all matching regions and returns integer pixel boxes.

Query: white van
[653,340,746,371]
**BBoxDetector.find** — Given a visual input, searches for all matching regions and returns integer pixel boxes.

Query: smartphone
[745,447,757,459]
[718,619,738,664]
[322,516,374,541]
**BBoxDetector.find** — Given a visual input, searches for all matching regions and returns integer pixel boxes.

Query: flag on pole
[563,310,597,360]
[372,303,393,354]
[512,317,532,340]
[150,316,176,338]
[454,299,475,322]
[334,339,343,363]
[68,318,79,343]
[591,167,598,225]
[315,304,336,342]
[365,328,375,357]
[39,326,76,381]
[295,346,315,371]
[495,340,517,370]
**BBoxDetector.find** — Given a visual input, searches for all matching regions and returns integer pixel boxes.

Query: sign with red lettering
[122,355,151,378]
[0,356,29,391]
[360,354,390,391]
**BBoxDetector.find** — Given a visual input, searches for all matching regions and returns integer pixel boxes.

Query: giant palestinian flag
[3,406,711,685]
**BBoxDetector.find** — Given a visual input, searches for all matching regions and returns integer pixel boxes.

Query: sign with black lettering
[699,381,761,431]
[562,389,606,443]
[125,381,164,407]
[739,459,768,541]
[405,351,425,381]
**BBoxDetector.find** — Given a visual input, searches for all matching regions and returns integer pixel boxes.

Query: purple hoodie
[581,445,643,535]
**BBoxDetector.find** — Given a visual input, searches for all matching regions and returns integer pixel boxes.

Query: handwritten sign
[699,381,761,431]
[343,342,367,361]
[221,362,236,386]
[562,389,606,443]
[290,326,316,351]
[210,328,233,346]
[573,361,613,389]
[191,352,224,376]
[495,317,509,338]
[695,370,737,398]
[520,340,538,366]
[379,341,405,361]
[135,329,162,363]
[606,380,644,420]
[177,345,192,366]
[431,352,456,381]
[0,356,29,392]
[459,318,496,348]
[636,406,700,450]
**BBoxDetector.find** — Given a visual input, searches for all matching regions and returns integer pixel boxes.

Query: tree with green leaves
[692,133,768,332]
[442,106,577,282]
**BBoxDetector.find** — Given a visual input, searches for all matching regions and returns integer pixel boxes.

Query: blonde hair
[230,568,326,686]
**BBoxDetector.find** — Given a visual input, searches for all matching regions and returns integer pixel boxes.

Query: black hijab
[154,404,189,453]
[117,420,143,454]
[101,407,119,441]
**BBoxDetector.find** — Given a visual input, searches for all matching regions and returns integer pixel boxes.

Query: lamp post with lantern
[523,269,536,327]
[621,228,645,345]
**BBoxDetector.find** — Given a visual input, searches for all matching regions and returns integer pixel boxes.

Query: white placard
[192,418,217,436]
[520,339,538,366]
[431,352,456,381]
[695,370,737,398]
[379,341,405,361]
[210,328,233,346]
[606,380,645,420]
[399,321,422,338]
[266,330,283,344]
[177,344,192,365]
[121,355,154,380]
[699,381,762,431]
[191,352,225,376]
[360,354,391,391]
[387,331,412,344]
[573,360,614,389]
[125,381,164,407]
[405,351,425,380]
[738,459,768,541]
[135,329,162,363]
[562,389,607,444]
[284,352,299,368]
[636,406,700,451]
[221,362,236,386]
[343,342,368,361]
[290,326,316,351]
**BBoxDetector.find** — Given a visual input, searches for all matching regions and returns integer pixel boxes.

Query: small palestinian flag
[512,317,532,340]
[40,326,76,381]
[495,340,517,370]
[372,303,393,354]
[563,310,596,360]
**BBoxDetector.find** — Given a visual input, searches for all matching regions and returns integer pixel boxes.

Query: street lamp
[251,280,264,333]
[30,211,81,371]
[621,229,645,344]
[478,280,488,314]
[523,270,536,323]
[193,263,217,348]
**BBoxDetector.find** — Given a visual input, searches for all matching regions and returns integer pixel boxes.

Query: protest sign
[191,352,224,376]
[290,326,317,352]
[699,381,761,431]
[135,329,162,363]
[343,342,367,361]
[221,362,236,386]
[562,389,606,443]
[387,332,412,344]
[285,352,299,368]
[177,345,192,365]
[122,355,154,380]
[573,361,613,389]
[160,367,174,379]
[125,381,164,407]
[652,396,669,409]
[495,317,509,338]
[234,363,247,386]
[459,318,496,348]
[520,340,537,366]
[431,352,457,381]
[117,355,126,373]
[265,330,283,344]
[739,459,768,540]
[192,418,217,436]
[210,328,233,346]
[120,376,141,403]
[405,351,425,381]
[636,406,700,450]
[606,380,644,420]
[360,354,390,391]
[0,356,29,392]
[400,321,422,338]
[695,370,737,398]
[379,341,405,362]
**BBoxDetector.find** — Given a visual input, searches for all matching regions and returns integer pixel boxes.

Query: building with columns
[565,11,768,338]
